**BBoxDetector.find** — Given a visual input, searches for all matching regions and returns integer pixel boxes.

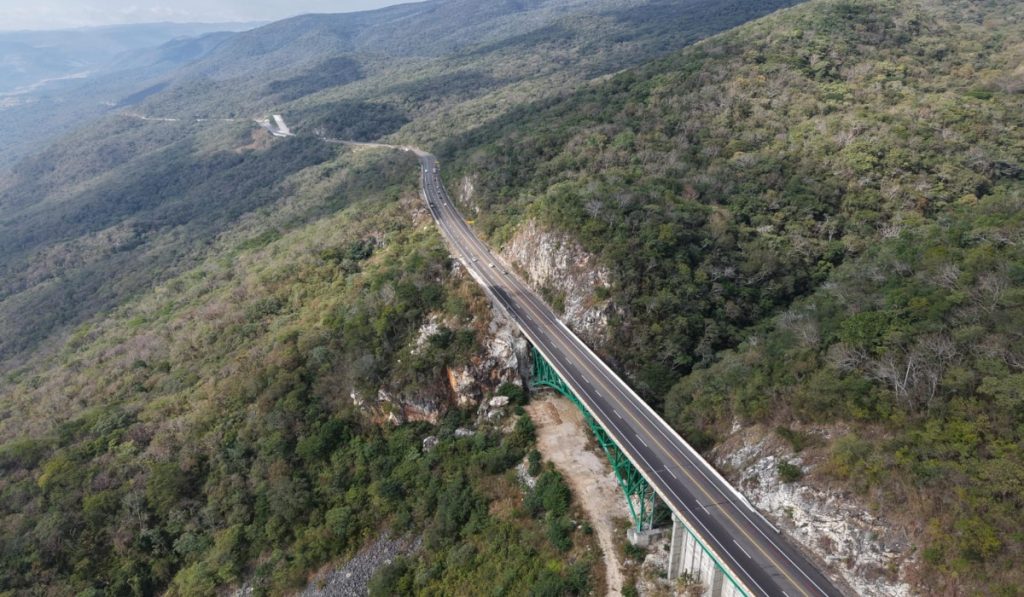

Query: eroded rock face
[501,219,612,346]
[713,426,914,597]
[483,307,529,381]
[361,293,529,425]
[446,306,529,408]
[299,533,422,597]
[376,387,447,426]
[446,366,478,409]
[458,175,479,216]
[477,394,511,422]
[411,314,442,355]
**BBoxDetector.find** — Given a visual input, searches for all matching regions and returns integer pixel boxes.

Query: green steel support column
[529,345,664,531]
[530,346,747,596]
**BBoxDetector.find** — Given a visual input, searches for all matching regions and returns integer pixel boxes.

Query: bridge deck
[411,148,843,597]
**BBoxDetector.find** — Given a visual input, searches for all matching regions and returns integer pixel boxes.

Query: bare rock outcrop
[713,426,914,597]
[360,289,528,424]
[501,219,612,346]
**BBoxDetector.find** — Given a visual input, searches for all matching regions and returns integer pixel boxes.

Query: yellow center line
[421,163,816,595]
[521,305,812,597]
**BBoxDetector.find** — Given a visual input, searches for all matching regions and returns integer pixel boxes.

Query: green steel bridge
[333,140,844,597]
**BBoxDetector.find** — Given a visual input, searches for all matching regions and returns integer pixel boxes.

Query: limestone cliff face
[500,219,612,347]
[444,304,529,409]
[359,267,529,426]
[372,386,449,426]
[457,175,480,216]
[712,426,914,597]
[456,175,611,345]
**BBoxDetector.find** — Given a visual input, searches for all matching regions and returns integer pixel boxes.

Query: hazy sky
[0,0,410,31]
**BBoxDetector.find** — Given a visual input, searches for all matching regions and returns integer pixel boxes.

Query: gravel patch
[301,533,421,597]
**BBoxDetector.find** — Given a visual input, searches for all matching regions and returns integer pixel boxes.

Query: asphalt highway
[352,140,846,597]
[124,115,845,595]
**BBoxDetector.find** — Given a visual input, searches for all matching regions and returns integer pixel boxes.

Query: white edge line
[406,150,786,597]
[457,146,805,571]
[734,540,753,560]
[548,304,793,543]
[493,306,763,597]
[416,154,763,597]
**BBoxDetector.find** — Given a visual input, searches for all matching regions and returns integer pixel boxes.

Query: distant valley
[1,0,1022,595]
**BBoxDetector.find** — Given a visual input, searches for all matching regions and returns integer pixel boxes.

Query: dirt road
[527,394,627,596]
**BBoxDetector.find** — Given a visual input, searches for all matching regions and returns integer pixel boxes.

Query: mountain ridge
[0,0,799,368]
[1,0,1021,594]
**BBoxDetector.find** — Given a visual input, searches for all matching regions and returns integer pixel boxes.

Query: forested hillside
[0,146,592,594]
[0,1,807,595]
[3,0,1021,593]
[0,0,798,371]
[133,0,802,130]
[438,0,1024,592]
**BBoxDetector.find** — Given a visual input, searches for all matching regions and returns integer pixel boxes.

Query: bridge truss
[530,345,668,531]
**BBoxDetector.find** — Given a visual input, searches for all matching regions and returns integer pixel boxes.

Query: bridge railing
[529,344,750,597]
[530,345,664,531]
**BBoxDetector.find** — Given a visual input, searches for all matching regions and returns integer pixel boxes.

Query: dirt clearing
[527,393,628,596]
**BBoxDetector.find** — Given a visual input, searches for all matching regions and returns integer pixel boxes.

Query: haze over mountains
[0,0,798,171]
[0,21,263,169]
[0,0,799,369]
[0,0,1022,595]
[0,22,262,94]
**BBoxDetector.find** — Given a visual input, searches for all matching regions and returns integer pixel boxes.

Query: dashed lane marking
[734,540,753,560]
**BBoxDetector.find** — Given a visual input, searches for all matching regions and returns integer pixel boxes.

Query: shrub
[777,460,804,483]
[527,449,542,477]
[775,426,818,453]
[545,513,574,552]
[623,542,646,561]
[368,557,414,596]
[497,382,528,405]
[526,470,572,517]
[509,414,536,450]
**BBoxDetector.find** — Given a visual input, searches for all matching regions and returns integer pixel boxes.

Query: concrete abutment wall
[667,516,746,597]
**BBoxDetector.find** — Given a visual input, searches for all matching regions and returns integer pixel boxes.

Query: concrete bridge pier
[667,516,743,597]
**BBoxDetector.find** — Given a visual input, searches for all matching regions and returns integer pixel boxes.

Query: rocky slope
[455,172,612,345]
[714,427,914,596]
[501,219,614,347]
[360,263,529,425]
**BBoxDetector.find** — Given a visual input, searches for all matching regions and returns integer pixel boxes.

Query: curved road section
[345,140,844,597]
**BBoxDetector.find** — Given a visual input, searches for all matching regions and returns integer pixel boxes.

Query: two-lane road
[344,139,844,597]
